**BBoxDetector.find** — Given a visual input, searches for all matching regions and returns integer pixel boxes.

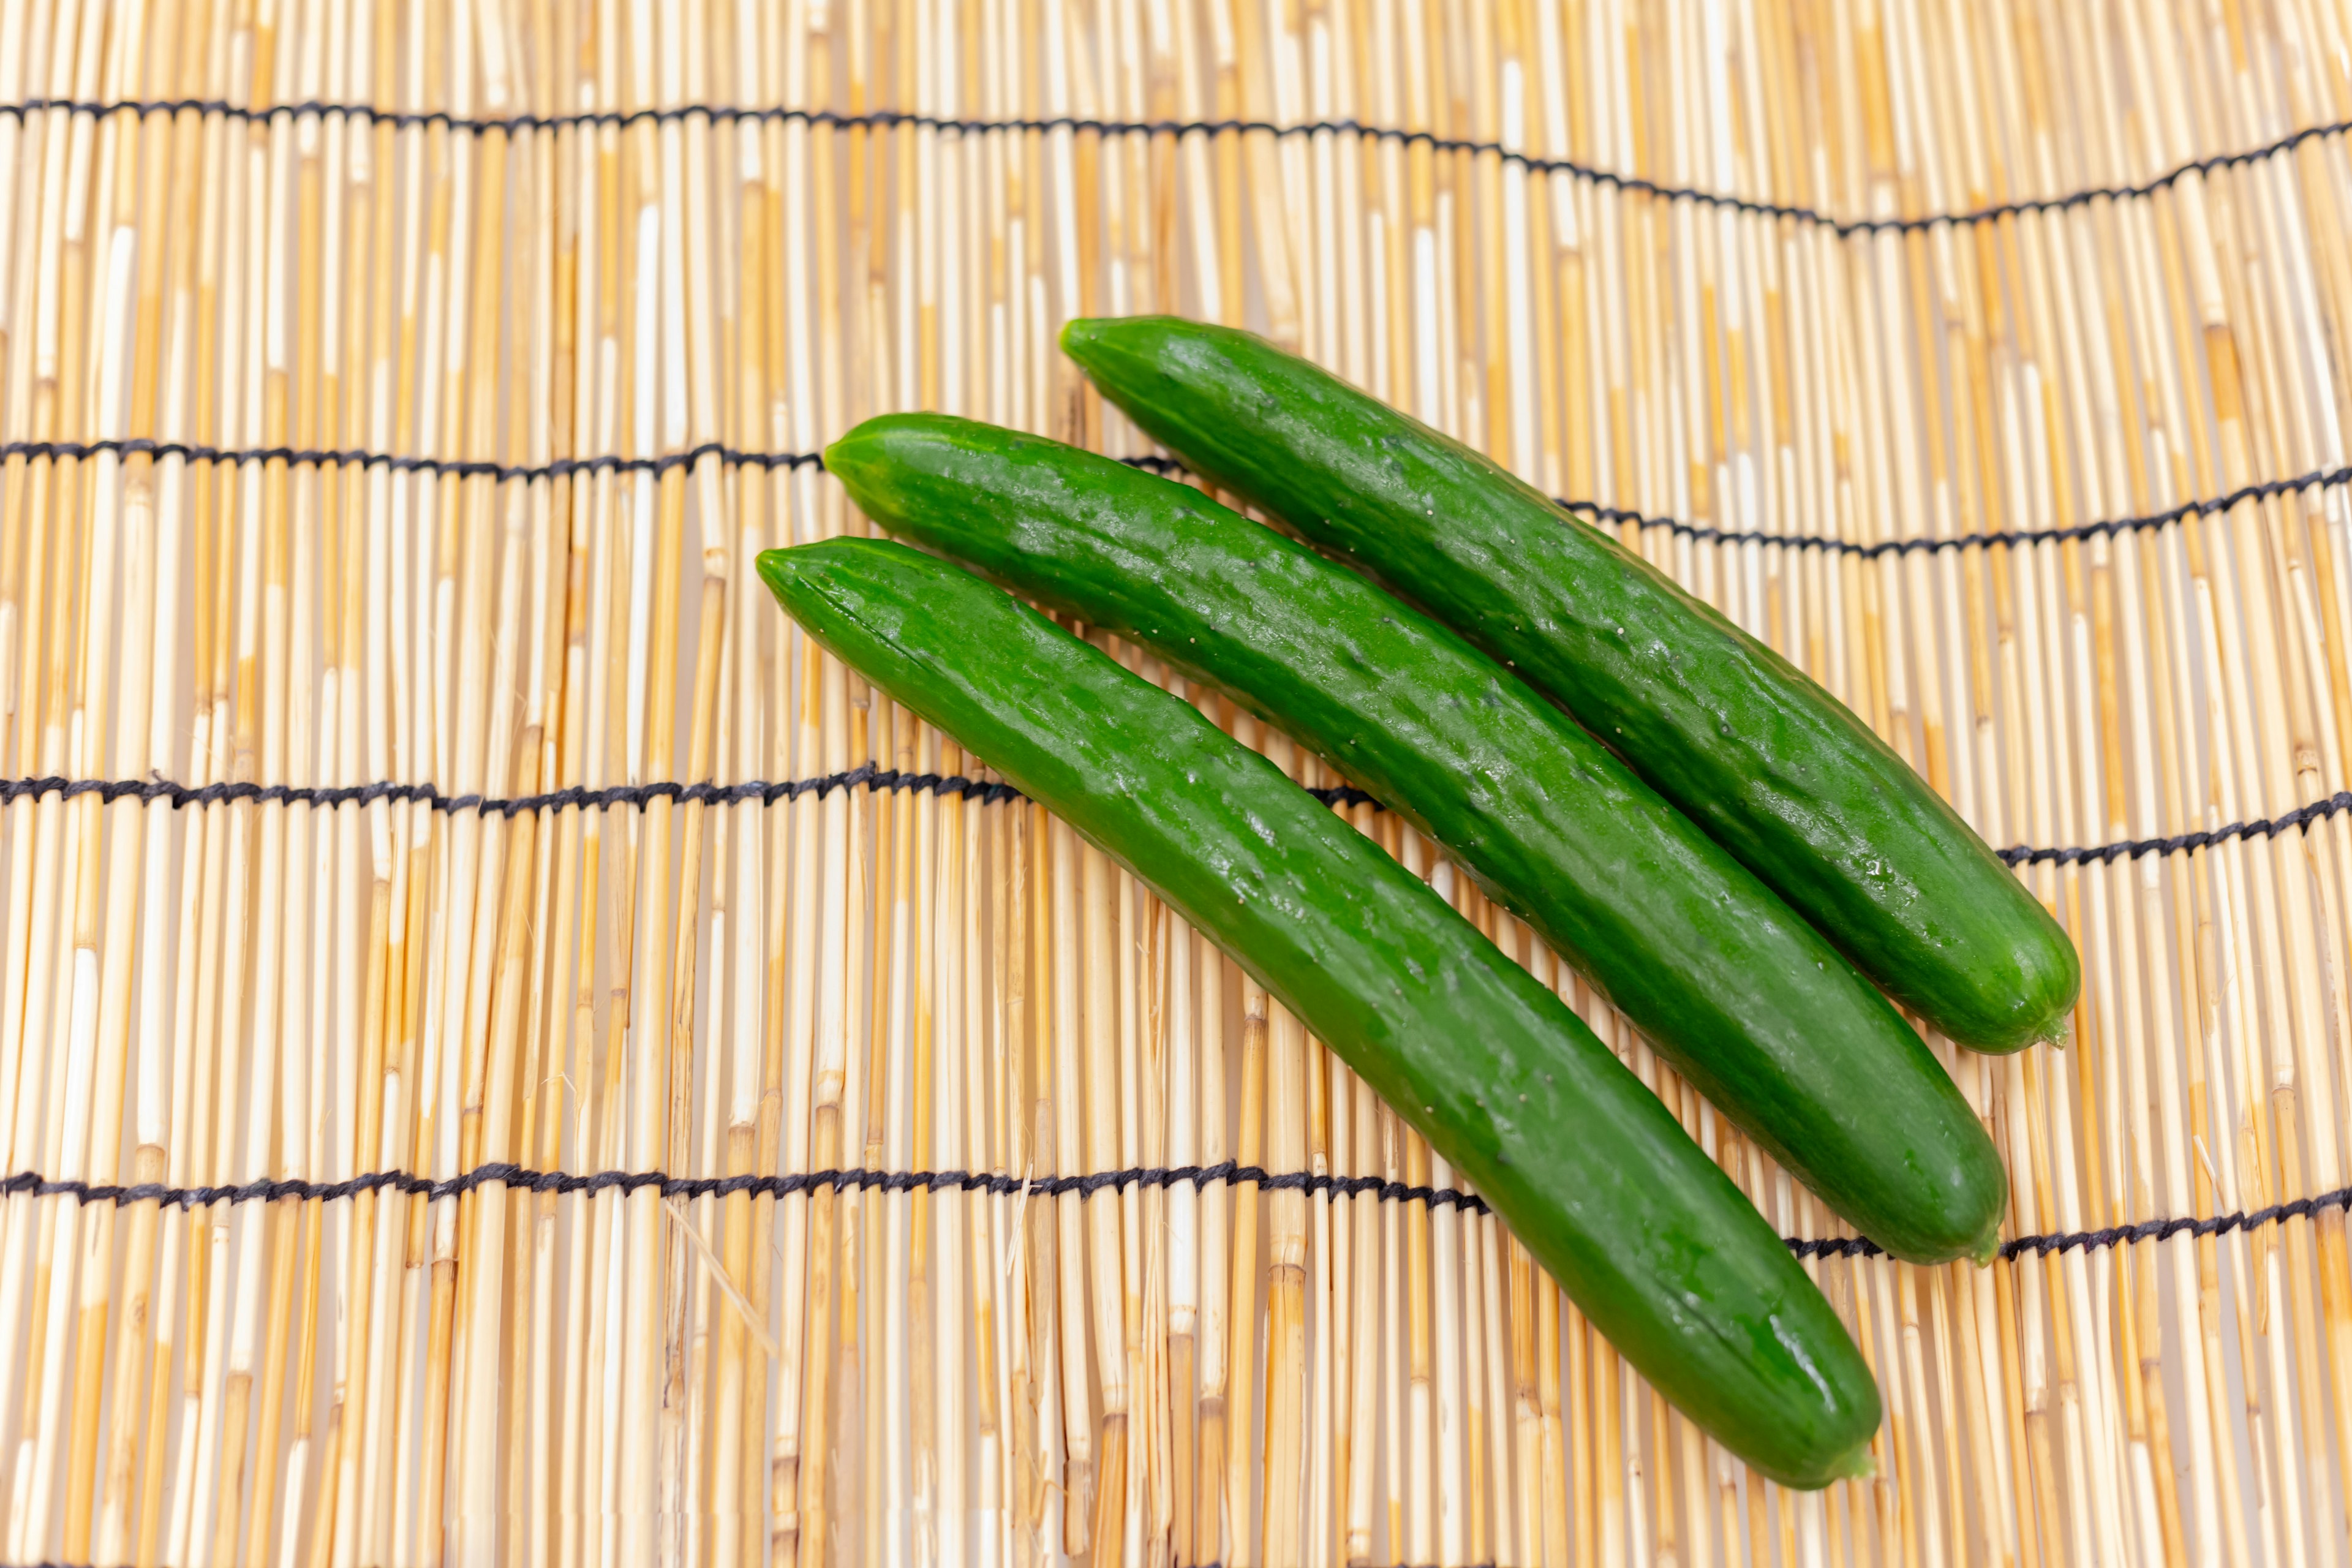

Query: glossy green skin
[829,413,2005,1265]
[758,537,1881,1488]
[1061,316,2082,1054]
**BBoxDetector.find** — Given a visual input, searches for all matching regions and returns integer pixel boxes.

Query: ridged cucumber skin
[827,412,2004,1265]
[1061,315,2081,1054]
[758,537,1882,1489]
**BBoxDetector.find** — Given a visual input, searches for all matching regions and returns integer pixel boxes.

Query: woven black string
[4,1158,2341,1264]
[6,770,2343,869]
[0,433,823,481]
[0,766,1030,814]
[6,433,2338,562]
[1995,789,2352,867]
[5,94,2346,238]
[1561,463,2352,559]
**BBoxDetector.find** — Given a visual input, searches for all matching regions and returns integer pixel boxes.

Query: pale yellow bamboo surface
[2,1,2352,1565]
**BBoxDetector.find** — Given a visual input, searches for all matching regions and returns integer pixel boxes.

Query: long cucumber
[827,413,2004,1265]
[757,536,1882,1488]
[1061,315,2081,1053]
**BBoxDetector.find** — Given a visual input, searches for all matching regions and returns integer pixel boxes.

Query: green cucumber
[1061,315,2081,1054]
[827,413,2005,1265]
[758,536,1881,1488]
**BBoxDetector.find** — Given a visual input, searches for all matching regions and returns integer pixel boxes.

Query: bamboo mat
[3,0,2352,1564]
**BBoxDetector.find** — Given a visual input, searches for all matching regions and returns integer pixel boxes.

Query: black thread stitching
[1562,464,2351,559]
[1996,790,2352,867]
[2,770,2332,869]
[0,766,1027,812]
[6,1159,2341,1263]
[7,434,2336,561]
[3,96,2345,238]
[0,434,823,481]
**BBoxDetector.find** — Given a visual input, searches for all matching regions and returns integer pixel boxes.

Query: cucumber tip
[1060,315,1106,360]
[753,548,796,597]
[1831,1444,1877,1484]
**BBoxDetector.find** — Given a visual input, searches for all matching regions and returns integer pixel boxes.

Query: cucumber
[827,413,2005,1265]
[1061,316,2081,1054]
[758,537,1881,1488]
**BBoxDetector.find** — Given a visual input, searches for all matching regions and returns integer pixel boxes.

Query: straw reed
[1,0,2349,1563]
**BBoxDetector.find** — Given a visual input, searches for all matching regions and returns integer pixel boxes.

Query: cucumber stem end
[1831,1444,1877,1483]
